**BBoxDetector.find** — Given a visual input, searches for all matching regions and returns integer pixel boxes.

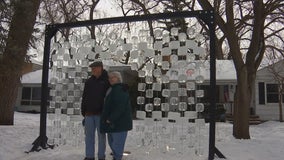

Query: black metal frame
[30,10,225,160]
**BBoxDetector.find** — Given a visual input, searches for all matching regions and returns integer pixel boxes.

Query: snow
[21,70,51,84]
[1,112,284,160]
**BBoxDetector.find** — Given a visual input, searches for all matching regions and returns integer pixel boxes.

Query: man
[81,60,110,160]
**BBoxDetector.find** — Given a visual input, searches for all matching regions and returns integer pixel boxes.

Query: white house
[16,69,52,112]
[17,59,284,121]
[16,62,135,113]
[166,60,237,114]
[16,60,237,113]
[254,59,284,121]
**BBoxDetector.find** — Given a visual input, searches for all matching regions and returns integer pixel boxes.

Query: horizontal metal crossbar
[49,10,214,30]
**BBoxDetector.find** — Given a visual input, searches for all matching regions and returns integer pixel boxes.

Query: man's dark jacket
[81,70,110,116]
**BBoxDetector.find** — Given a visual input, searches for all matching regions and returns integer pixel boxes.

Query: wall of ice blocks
[47,26,209,156]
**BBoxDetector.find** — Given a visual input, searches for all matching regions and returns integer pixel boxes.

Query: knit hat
[89,61,103,68]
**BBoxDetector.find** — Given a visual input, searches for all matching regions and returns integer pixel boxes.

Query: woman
[100,71,133,160]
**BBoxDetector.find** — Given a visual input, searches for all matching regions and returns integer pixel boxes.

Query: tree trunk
[0,73,21,125]
[0,0,40,125]
[233,65,250,139]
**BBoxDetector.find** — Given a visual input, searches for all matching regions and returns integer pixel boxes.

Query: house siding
[255,60,284,121]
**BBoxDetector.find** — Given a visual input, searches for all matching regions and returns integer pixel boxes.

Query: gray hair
[109,71,123,83]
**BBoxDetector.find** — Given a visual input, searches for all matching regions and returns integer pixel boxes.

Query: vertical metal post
[28,25,56,152]
[208,12,216,159]
[208,12,225,160]
[39,25,51,142]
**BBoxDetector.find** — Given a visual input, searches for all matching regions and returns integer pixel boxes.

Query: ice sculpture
[48,25,208,158]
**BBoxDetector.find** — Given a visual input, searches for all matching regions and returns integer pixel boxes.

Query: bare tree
[116,0,284,139]
[87,0,101,39]
[0,0,12,54]
[40,0,90,40]
[0,0,41,125]
[195,0,284,139]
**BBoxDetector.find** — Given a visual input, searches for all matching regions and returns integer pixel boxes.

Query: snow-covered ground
[0,112,283,160]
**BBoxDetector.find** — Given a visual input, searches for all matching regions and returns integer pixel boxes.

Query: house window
[266,84,284,103]
[21,87,42,105]
[258,82,265,104]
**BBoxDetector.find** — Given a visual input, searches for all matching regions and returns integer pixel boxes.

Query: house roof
[166,60,236,82]
[256,59,284,81]
[21,70,51,84]
[20,60,126,84]
[21,60,237,84]
[257,59,284,73]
